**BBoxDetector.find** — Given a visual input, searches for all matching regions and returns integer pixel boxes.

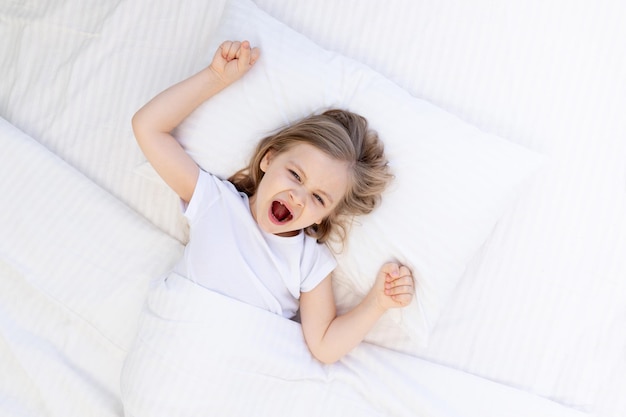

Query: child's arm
[299,262,414,364]
[132,40,260,202]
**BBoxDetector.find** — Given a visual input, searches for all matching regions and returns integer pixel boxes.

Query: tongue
[272,201,291,222]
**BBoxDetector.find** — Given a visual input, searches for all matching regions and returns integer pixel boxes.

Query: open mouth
[270,200,293,224]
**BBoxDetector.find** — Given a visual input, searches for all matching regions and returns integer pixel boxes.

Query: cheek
[318,203,339,222]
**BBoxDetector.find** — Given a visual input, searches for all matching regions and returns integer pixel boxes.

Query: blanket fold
[120,272,588,417]
[120,272,388,416]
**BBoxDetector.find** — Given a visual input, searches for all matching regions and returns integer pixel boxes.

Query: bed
[1,0,624,416]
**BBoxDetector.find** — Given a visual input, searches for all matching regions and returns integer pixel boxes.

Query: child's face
[249,143,350,237]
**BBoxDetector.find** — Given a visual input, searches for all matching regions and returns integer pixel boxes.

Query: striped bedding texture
[120,272,588,417]
[0,118,183,416]
[0,112,588,417]
[253,1,626,414]
[1,0,625,416]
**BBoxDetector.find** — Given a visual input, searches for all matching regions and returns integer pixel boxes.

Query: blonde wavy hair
[229,109,393,243]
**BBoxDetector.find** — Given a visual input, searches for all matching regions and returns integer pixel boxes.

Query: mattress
[1,0,625,415]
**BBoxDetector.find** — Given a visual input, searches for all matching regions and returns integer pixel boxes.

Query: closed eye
[288,169,301,182]
[313,193,325,206]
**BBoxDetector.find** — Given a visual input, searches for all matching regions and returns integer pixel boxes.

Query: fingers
[384,264,414,298]
[210,40,260,85]
[219,40,260,66]
[249,45,261,65]
[384,276,414,296]
[237,41,252,71]
[374,262,415,309]
[380,262,400,278]
[220,40,241,61]
[391,293,413,305]
[383,263,411,282]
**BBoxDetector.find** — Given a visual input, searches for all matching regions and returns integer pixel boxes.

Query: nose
[289,188,305,207]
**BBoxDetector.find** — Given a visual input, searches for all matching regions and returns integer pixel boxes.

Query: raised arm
[299,262,414,364]
[132,40,260,202]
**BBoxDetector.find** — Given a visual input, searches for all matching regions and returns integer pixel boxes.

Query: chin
[273,224,302,237]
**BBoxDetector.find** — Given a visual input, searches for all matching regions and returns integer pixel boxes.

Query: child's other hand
[209,40,260,87]
[372,262,414,311]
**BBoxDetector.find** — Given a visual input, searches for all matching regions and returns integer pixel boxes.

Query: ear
[315,215,328,226]
[259,149,274,173]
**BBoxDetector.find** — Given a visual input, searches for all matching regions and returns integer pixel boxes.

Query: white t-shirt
[174,170,336,318]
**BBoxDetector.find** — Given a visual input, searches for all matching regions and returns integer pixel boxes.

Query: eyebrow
[291,162,335,205]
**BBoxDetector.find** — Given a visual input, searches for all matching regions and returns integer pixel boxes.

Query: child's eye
[313,193,325,206]
[289,169,301,182]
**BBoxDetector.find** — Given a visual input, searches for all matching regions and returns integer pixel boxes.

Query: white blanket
[121,272,588,417]
[2,0,625,415]
[0,117,182,417]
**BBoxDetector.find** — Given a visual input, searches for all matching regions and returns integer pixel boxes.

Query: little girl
[133,40,414,364]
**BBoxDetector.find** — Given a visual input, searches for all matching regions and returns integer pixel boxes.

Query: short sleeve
[299,238,337,293]
[181,170,221,223]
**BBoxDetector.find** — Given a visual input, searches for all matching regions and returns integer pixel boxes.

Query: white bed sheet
[1,0,625,416]
[252,1,626,414]
[0,118,183,416]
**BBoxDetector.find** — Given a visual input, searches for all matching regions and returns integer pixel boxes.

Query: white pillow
[140,0,544,351]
